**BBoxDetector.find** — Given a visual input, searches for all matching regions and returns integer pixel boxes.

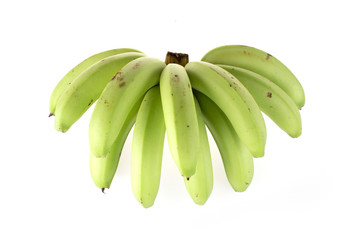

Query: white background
[1,0,359,239]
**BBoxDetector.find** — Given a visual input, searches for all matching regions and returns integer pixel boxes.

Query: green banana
[184,97,213,205]
[201,45,305,109]
[195,91,254,192]
[131,86,165,208]
[49,48,143,115]
[89,97,142,191]
[89,57,166,158]
[54,51,145,132]
[219,65,302,138]
[159,63,200,178]
[185,61,266,158]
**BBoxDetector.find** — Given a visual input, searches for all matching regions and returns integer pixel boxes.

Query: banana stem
[165,52,189,67]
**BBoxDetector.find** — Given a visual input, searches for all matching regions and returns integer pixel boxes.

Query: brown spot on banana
[172,75,179,82]
[111,73,118,81]
[132,62,140,69]
[88,99,94,106]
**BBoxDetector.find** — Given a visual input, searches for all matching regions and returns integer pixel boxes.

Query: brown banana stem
[165,51,189,67]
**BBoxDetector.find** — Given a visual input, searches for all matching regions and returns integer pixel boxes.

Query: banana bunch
[49,45,305,208]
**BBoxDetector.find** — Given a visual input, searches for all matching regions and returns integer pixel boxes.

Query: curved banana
[195,91,253,192]
[185,61,266,158]
[219,65,302,138]
[54,51,145,132]
[160,63,200,178]
[89,57,166,158]
[201,45,305,109]
[49,48,143,115]
[131,86,165,208]
[184,97,213,205]
[90,98,142,191]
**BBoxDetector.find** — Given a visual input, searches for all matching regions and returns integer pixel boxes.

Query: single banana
[159,63,200,178]
[201,45,305,109]
[219,65,302,138]
[195,91,254,192]
[89,97,142,191]
[89,57,166,158]
[54,51,145,132]
[185,61,266,158]
[183,97,213,205]
[131,86,165,208]
[49,48,143,115]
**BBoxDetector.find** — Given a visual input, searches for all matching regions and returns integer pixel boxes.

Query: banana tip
[48,113,54,117]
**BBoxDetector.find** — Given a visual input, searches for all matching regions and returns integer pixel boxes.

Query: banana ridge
[195,91,254,192]
[219,64,302,138]
[49,48,143,115]
[131,86,165,208]
[54,51,145,132]
[90,97,143,190]
[160,63,200,178]
[185,61,266,158]
[184,96,213,205]
[89,57,166,158]
[201,45,305,109]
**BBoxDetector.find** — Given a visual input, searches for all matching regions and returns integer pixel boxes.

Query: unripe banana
[54,52,145,132]
[89,57,166,158]
[201,45,305,109]
[89,98,142,191]
[185,61,266,158]
[160,63,200,178]
[49,48,143,115]
[195,91,253,192]
[219,65,302,138]
[184,97,213,205]
[131,86,165,208]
